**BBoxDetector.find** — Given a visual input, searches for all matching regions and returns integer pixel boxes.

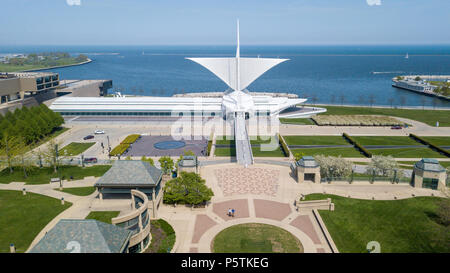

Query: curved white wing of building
[186,57,288,92]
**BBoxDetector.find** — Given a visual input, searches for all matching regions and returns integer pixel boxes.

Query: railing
[234,112,253,166]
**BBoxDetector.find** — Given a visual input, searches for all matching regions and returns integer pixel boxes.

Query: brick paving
[212,199,249,221]
[253,199,292,221]
[191,214,217,244]
[214,167,279,196]
[290,215,322,244]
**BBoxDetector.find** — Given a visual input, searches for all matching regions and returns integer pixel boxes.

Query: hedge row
[409,134,450,157]
[206,132,213,156]
[342,133,372,158]
[120,134,141,144]
[109,143,129,156]
[278,133,290,157]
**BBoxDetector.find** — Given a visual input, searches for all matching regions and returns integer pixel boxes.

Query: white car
[94,130,105,134]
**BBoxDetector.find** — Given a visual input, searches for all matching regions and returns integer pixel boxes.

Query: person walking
[231,208,235,217]
[228,208,232,217]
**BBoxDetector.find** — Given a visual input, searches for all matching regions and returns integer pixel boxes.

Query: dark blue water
[1,45,449,107]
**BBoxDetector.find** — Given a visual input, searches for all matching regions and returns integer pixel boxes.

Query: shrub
[278,134,290,157]
[366,155,403,179]
[312,115,403,127]
[343,133,372,158]
[314,155,353,179]
[120,134,140,144]
[109,144,129,156]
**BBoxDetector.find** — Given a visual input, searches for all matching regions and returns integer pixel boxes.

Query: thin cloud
[366,0,382,6]
[66,0,81,6]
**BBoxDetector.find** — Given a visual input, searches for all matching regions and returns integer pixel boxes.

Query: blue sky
[1,0,449,45]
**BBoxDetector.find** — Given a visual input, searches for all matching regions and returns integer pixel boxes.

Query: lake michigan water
[1,45,450,107]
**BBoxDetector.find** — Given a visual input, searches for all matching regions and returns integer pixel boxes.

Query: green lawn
[59,142,95,156]
[214,147,285,157]
[439,161,450,168]
[0,165,112,185]
[252,147,286,157]
[216,136,277,145]
[0,58,87,72]
[212,223,303,253]
[420,137,450,147]
[145,219,176,253]
[85,211,120,224]
[279,118,315,125]
[352,136,420,146]
[0,190,72,253]
[312,105,450,127]
[304,194,450,253]
[368,147,446,158]
[291,147,364,158]
[57,186,96,196]
[284,135,348,146]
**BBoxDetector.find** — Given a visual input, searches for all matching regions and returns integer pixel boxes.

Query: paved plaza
[214,167,279,196]
[122,135,208,157]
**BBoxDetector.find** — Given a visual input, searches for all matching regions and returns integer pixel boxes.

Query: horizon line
[1,43,450,47]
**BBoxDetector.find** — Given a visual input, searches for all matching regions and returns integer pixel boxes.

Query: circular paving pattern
[153,140,186,150]
[211,223,303,253]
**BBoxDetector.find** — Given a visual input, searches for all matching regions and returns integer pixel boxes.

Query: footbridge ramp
[235,112,253,166]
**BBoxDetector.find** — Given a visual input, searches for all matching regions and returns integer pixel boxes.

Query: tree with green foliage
[163,172,214,206]
[141,156,154,166]
[41,139,64,173]
[0,131,23,173]
[159,156,174,175]
[294,152,305,161]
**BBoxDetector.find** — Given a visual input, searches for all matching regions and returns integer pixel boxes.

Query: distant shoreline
[21,58,92,72]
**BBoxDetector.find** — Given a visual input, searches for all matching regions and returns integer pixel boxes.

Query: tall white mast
[236,19,240,93]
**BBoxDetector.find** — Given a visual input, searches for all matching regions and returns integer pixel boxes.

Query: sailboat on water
[405,53,409,59]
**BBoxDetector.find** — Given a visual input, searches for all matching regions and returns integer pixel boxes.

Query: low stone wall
[312,209,339,253]
[297,198,334,211]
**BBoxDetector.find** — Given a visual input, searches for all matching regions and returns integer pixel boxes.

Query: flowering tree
[366,155,402,178]
[314,155,352,178]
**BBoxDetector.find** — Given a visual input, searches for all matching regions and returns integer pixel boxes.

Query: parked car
[83,157,98,164]
[94,130,105,134]
[83,135,94,140]
[391,126,403,130]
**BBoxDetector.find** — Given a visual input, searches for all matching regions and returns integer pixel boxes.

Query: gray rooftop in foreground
[178,155,198,167]
[29,219,131,253]
[296,156,319,168]
[95,160,163,187]
[414,158,446,173]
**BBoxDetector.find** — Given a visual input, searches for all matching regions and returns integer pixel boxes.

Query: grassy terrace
[85,211,120,225]
[291,147,364,157]
[420,137,450,148]
[214,147,285,157]
[212,223,303,253]
[279,118,315,125]
[0,165,111,185]
[305,194,450,253]
[59,142,95,156]
[57,186,96,196]
[215,136,285,157]
[0,190,72,253]
[369,147,445,158]
[309,105,450,127]
[284,135,348,146]
[352,136,419,146]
